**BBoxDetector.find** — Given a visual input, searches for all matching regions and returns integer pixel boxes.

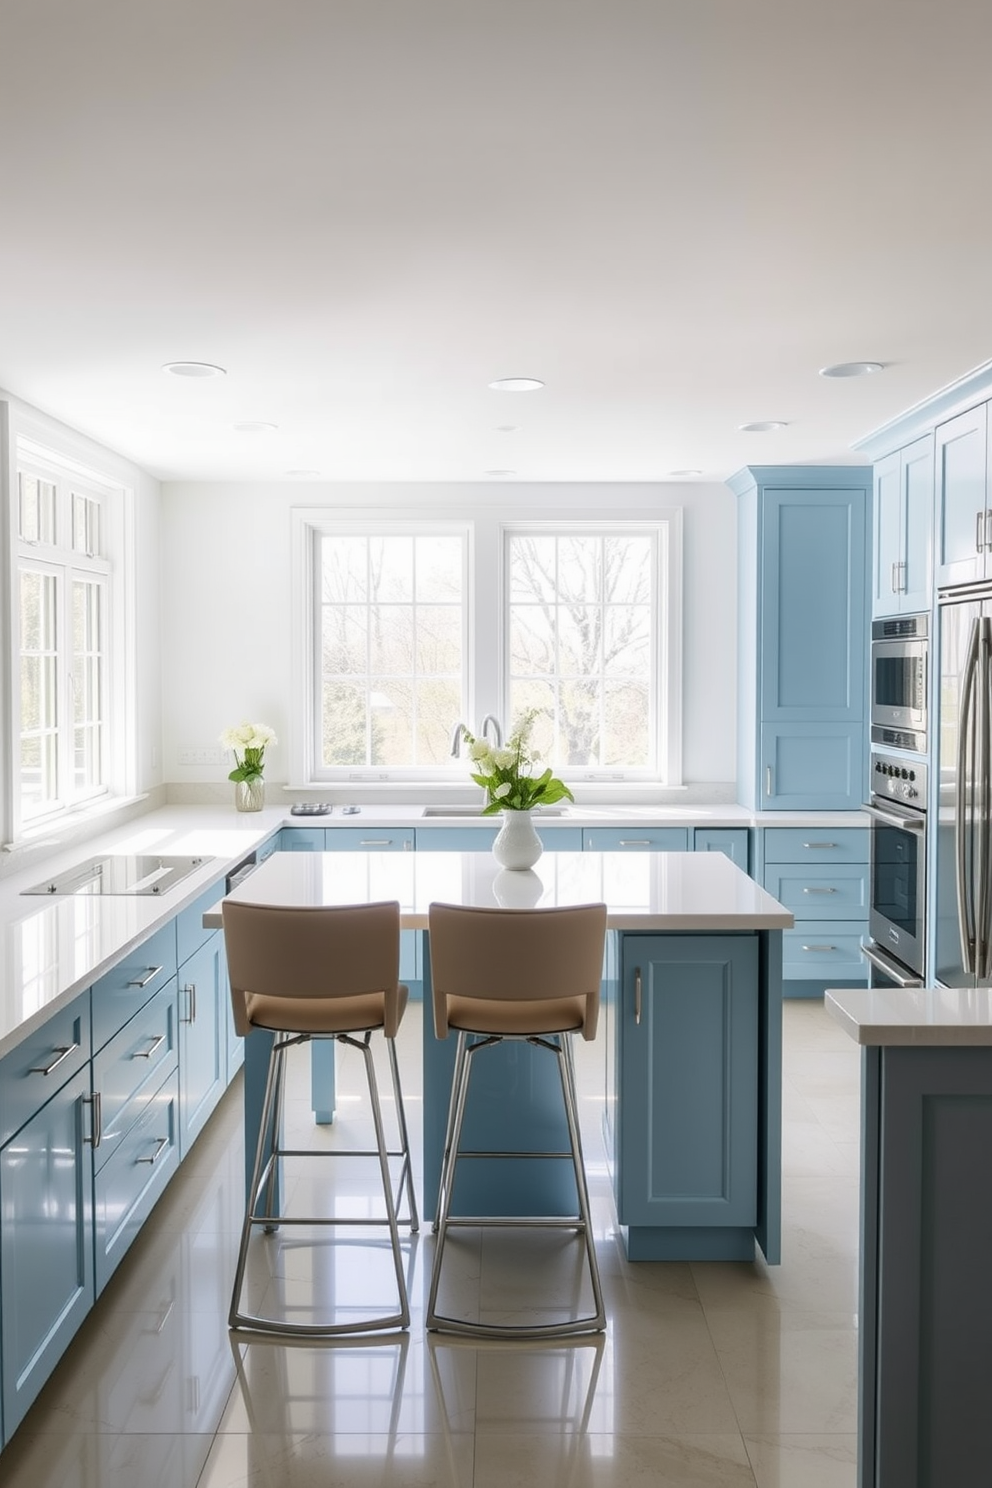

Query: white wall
[160,480,738,793]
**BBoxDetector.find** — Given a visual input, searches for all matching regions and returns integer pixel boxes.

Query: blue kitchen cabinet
[935,402,991,589]
[693,828,750,872]
[175,887,229,1156]
[613,934,760,1259]
[325,826,416,851]
[872,436,934,616]
[1,1061,94,1438]
[761,827,869,998]
[279,826,326,851]
[729,466,870,811]
[583,827,688,852]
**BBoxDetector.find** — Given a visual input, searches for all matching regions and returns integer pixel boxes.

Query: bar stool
[222,899,418,1336]
[425,901,608,1339]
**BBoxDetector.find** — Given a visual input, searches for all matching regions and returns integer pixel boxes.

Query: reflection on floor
[0,1001,860,1487]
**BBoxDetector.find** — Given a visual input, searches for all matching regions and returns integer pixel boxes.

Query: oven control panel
[871,749,928,805]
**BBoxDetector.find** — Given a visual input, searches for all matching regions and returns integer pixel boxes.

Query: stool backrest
[222,899,402,1037]
[427,902,608,1041]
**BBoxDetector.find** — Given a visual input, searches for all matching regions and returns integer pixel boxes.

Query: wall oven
[862,749,927,987]
[870,613,928,753]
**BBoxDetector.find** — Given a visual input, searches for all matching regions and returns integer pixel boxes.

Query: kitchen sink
[421,805,569,817]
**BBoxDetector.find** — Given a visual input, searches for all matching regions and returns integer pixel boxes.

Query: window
[296,507,681,786]
[10,440,131,836]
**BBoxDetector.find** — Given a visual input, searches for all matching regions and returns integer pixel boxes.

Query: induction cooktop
[22,854,213,897]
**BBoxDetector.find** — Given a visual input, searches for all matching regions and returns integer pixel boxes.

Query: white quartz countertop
[826,986,992,1046]
[204,847,794,931]
[0,797,830,1059]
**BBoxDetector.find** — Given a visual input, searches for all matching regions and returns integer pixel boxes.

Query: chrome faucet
[449,721,470,757]
[480,714,503,748]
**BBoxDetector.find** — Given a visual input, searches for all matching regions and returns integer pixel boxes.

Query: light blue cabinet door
[936,403,989,588]
[760,487,867,723]
[1,1064,94,1437]
[901,434,935,613]
[583,827,688,851]
[617,935,759,1232]
[177,934,227,1156]
[693,828,750,873]
[279,827,326,851]
[760,722,865,811]
[93,1067,180,1296]
[873,450,903,616]
[324,827,416,851]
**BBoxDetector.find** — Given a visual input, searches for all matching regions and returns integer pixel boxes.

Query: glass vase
[235,777,265,813]
[491,809,543,870]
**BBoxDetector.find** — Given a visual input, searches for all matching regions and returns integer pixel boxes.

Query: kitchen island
[209,847,793,1264]
[826,985,992,1488]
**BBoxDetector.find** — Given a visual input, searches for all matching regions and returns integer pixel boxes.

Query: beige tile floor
[0,1000,862,1487]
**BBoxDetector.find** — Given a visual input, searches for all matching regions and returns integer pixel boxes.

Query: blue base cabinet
[613,934,764,1261]
[761,827,869,998]
[730,466,870,811]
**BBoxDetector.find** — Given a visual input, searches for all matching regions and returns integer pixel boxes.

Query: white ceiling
[3,0,992,485]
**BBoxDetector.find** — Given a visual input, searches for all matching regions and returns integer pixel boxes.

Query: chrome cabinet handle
[618,839,652,847]
[986,509,992,553]
[127,965,163,989]
[802,842,837,849]
[136,1136,169,1166]
[634,967,642,1026]
[360,839,394,846]
[978,510,986,553]
[803,886,837,894]
[83,1090,102,1148]
[765,766,773,798]
[132,1032,166,1060]
[891,559,900,593]
[30,1042,78,1076]
[801,944,837,952]
[182,983,197,1024]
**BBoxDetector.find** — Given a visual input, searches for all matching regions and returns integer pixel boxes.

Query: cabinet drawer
[324,827,415,851]
[693,828,751,873]
[91,921,178,1053]
[762,827,868,863]
[279,827,326,851]
[583,827,689,852]
[92,979,179,1173]
[176,878,228,967]
[763,863,869,919]
[94,1066,180,1294]
[783,924,868,981]
[0,992,90,1147]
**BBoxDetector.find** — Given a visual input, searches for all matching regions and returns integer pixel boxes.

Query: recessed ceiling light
[233,421,278,433]
[819,361,884,379]
[484,469,517,478]
[738,421,788,433]
[488,378,544,392]
[162,361,226,378]
[669,469,702,478]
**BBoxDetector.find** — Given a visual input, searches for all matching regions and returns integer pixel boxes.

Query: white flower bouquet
[462,709,573,814]
[219,722,278,784]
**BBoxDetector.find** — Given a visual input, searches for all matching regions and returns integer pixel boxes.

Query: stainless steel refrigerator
[934,585,992,987]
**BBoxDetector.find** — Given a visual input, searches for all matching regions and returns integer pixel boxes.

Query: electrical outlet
[179,747,226,766]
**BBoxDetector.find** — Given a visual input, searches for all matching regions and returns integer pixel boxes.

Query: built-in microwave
[870,613,928,753]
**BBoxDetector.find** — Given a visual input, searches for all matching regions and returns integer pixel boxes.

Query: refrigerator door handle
[956,616,981,974]
[979,617,992,980]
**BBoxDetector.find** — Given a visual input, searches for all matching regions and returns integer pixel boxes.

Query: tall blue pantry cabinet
[729,465,870,813]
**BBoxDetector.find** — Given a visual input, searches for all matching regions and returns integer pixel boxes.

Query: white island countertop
[826,986,992,1046]
[204,847,795,930]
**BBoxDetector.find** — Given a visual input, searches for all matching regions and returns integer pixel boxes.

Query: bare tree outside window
[507,532,655,768]
[319,532,465,768]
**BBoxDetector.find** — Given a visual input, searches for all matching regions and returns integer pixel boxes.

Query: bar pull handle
[618,839,652,847]
[360,839,394,847]
[891,559,899,593]
[634,967,642,1026]
[986,509,992,553]
[801,944,837,953]
[136,1136,169,1166]
[802,842,837,849]
[132,1032,166,1060]
[30,1042,78,1076]
[127,965,163,989]
[765,766,773,798]
[182,983,197,1024]
[978,509,986,553]
[803,886,837,894]
[83,1090,102,1149]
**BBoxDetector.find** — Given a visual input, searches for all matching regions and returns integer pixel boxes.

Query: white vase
[492,809,543,870]
[235,777,265,812]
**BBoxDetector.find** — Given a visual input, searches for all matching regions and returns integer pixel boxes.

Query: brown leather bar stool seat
[223,899,418,1336]
[426,901,608,1339]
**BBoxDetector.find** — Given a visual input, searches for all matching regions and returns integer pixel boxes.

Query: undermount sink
[421,805,569,817]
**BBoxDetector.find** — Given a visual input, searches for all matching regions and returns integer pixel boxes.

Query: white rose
[493,748,516,769]
[493,782,512,799]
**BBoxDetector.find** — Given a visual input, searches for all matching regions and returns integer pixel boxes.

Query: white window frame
[4,419,136,845]
[291,504,682,789]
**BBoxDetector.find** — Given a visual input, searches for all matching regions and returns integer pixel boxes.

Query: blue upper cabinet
[935,403,991,589]
[729,466,870,811]
[872,435,934,616]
